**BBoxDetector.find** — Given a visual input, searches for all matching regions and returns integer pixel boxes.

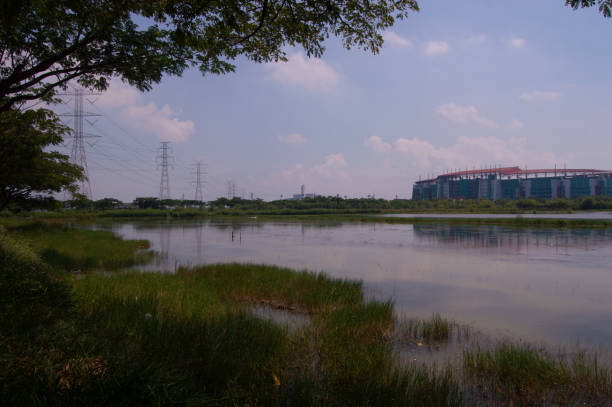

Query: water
[100,219,612,347]
[381,211,612,219]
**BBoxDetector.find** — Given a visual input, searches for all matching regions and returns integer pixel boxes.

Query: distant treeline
[5,195,612,215]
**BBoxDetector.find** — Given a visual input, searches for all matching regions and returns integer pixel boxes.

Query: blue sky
[66,0,612,201]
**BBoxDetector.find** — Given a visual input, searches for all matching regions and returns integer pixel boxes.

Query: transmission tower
[59,87,101,199]
[157,142,173,200]
[193,161,207,202]
[226,180,235,199]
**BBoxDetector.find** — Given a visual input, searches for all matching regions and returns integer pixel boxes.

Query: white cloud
[96,81,140,108]
[283,153,350,181]
[266,52,340,92]
[424,41,449,56]
[508,38,526,48]
[95,80,195,142]
[384,31,413,48]
[436,103,498,128]
[364,136,392,152]
[367,135,559,171]
[121,103,195,142]
[277,133,307,144]
[520,91,561,102]
[312,153,349,178]
[508,118,525,129]
[466,35,487,45]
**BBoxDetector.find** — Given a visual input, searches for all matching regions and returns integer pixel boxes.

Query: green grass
[402,313,466,344]
[0,228,72,336]
[3,219,152,271]
[1,242,463,407]
[6,208,612,230]
[178,263,364,313]
[463,343,612,405]
[2,222,610,406]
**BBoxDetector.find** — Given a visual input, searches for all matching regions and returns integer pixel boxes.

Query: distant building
[290,193,316,200]
[412,166,612,200]
[288,184,316,200]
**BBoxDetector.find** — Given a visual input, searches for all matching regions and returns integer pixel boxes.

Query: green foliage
[133,196,161,209]
[566,0,612,17]
[92,197,122,210]
[0,108,82,211]
[0,0,419,111]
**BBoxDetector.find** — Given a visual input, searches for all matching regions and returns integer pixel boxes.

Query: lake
[100,219,612,347]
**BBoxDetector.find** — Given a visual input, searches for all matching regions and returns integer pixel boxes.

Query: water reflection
[102,220,612,347]
[412,224,612,253]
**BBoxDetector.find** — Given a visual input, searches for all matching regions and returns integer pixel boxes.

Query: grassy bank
[2,225,611,405]
[1,229,461,405]
[5,207,612,229]
[351,215,612,229]
[0,219,152,271]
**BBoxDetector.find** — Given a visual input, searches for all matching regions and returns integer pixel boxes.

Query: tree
[0,108,83,210]
[93,197,122,210]
[566,0,612,17]
[0,0,419,112]
[2,0,610,113]
[133,197,161,209]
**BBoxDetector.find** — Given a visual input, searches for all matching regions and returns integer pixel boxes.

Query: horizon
[53,0,612,202]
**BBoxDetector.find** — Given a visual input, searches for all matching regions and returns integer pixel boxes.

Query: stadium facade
[412,166,612,201]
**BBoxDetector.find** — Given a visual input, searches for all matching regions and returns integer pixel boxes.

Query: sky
[58,0,612,202]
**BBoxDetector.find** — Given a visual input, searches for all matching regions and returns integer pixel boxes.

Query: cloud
[424,41,449,56]
[508,38,526,48]
[121,103,195,142]
[96,80,195,142]
[266,52,340,92]
[508,119,525,129]
[384,31,413,48]
[96,81,140,108]
[519,91,561,102]
[277,133,307,144]
[364,136,392,152]
[365,135,559,171]
[283,153,350,181]
[312,153,349,177]
[465,35,487,45]
[436,103,498,128]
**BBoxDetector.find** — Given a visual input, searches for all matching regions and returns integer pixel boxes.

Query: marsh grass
[2,255,463,406]
[401,313,470,345]
[2,220,610,406]
[5,219,152,271]
[463,342,612,405]
[179,263,364,313]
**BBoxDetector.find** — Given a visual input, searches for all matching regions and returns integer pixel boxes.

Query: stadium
[412,166,612,201]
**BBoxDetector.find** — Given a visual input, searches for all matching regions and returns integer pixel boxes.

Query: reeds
[2,221,611,406]
[463,342,612,405]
